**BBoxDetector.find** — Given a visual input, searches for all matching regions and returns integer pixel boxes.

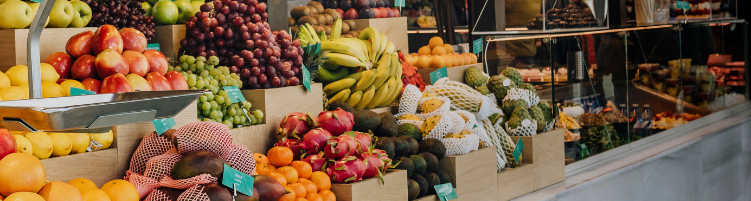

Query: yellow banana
[331,18,342,39]
[372,53,391,89]
[367,79,390,109]
[380,77,402,107]
[358,27,380,62]
[376,33,388,61]
[323,78,356,94]
[384,41,395,55]
[305,24,320,43]
[345,91,363,106]
[377,77,397,106]
[354,86,376,110]
[329,89,351,102]
[321,41,367,62]
[389,52,399,78]
[354,70,376,92]
[394,53,403,79]
[326,53,368,68]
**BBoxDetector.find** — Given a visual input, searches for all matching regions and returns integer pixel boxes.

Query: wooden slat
[41,148,119,186]
[352,17,409,52]
[439,146,498,201]
[0,28,97,72]
[230,124,274,154]
[330,170,408,201]
[496,129,565,201]
[152,25,186,61]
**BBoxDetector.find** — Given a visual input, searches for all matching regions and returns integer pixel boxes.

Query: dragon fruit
[324,132,358,160]
[326,156,366,183]
[278,112,316,139]
[373,148,397,173]
[357,150,385,182]
[316,108,355,136]
[274,138,302,159]
[300,128,333,155]
[353,131,373,153]
[302,152,328,171]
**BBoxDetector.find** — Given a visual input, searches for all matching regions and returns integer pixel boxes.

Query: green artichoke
[464,67,488,88]
[501,67,523,86]
[487,75,517,101]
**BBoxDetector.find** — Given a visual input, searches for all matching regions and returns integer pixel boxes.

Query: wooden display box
[0,27,97,71]
[330,169,408,201]
[152,25,186,60]
[230,124,273,154]
[496,129,565,201]
[352,17,409,52]
[438,146,498,201]
[416,63,483,84]
[41,149,118,186]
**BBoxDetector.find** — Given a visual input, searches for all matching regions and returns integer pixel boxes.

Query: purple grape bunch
[81,0,156,41]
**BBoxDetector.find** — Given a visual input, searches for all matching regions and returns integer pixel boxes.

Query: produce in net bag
[417,96,452,120]
[158,174,217,190]
[176,184,211,201]
[395,113,424,127]
[223,143,257,175]
[529,105,548,133]
[128,171,161,198]
[455,110,491,149]
[423,78,485,113]
[476,95,504,121]
[505,107,538,136]
[172,122,234,157]
[422,111,466,140]
[441,130,480,156]
[399,84,423,114]
[481,119,508,171]
[143,187,172,201]
[143,150,183,181]
[127,132,175,177]
[503,88,539,109]
[487,75,516,102]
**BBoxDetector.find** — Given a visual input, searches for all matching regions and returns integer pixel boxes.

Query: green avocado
[353,110,382,132]
[418,138,447,159]
[410,155,427,175]
[397,123,422,142]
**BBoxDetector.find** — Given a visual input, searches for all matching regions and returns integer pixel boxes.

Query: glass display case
[473,0,609,34]
[480,19,747,165]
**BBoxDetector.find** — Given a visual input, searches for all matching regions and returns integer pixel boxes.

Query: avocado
[353,110,381,132]
[397,123,422,142]
[328,101,356,114]
[423,173,441,195]
[436,170,451,184]
[400,136,419,155]
[410,155,427,175]
[171,150,228,180]
[374,137,395,159]
[396,156,414,178]
[419,138,447,159]
[407,179,420,200]
[201,183,233,201]
[412,174,428,198]
[392,136,409,158]
[377,112,398,137]
[419,152,439,173]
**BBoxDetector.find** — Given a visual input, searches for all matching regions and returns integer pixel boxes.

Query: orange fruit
[309,171,331,191]
[68,178,98,193]
[416,56,432,68]
[100,180,138,201]
[3,192,45,201]
[305,193,322,201]
[454,54,466,66]
[294,198,308,201]
[38,181,83,201]
[318,190,336,201]
[300,181,317,195]
[442,44,454,54]
[80,189,112,201]
[253,153,269,164]
[0,153,47,196]
[290,161,313,179]
[444,55,454,67]
[256,162,277,176]
[268,146,294,167]
[277,166,299,184]
[428,36,444,48]
[431,46,446,55]
[268,172,288,186]
[288,183,307,198]
[278,186,296,201]
[417,46,431,55]
[468,53,478,64]
[430,56,446,68]
[297,178,310,183]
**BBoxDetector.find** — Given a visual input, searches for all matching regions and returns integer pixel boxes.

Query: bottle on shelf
[630,104,642,137]
[618,104,628,116]
[642,104,654,136]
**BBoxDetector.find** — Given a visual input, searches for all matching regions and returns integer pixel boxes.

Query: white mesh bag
[440,133,480,156]
[395,113,424,127]
[399,84,423,114]
[505,119,538,136]
[423,112,460,140]
[481,119,508,171]
[455,110,490,150]
[424,78,485,113]
[445,111,466,134]
[502,88,540,107]
[417,96,452,120]
[543,121,555,132]
[475,95,504,122]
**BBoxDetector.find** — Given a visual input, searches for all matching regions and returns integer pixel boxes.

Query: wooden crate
[41,149,119,186]
[496,129,565,201]
[352,17,409,52]
[438,146,498,201]
[0,27,97,71]
[229,124,274,154]
[152,25,186,60]
[416,63,483,84]
[330,169,408,201]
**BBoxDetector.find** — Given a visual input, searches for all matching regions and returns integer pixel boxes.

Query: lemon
[91,130,113,149]
[48,133,72,157]
[24,132,53,159]
[59,80,85,96]
[5,65,28,86]
[41,82,65,98]
[0,71,10,88]
[0,86,28,101]
[12,135,33,155]
[40,63,60,82]
[66,133,90,154]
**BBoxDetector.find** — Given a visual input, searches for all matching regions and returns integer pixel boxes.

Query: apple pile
[143,0,201,26]
[82,0,156,41]
[315,0,400,20]
[181,0,304,89]
[49,25,187,94]
[0,0,92,29]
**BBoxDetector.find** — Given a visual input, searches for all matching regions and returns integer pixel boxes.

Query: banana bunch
[297,23,326,47]
[324,51,403,109]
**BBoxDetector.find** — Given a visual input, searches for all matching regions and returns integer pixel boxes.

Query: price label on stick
[512,138,524,164]
[223,86,246,103]
[152,118,176,136]
[473,38,483,54]
[395,0,405,7]
[579,143,590,159]
[146,43,161,51]
[222,164,254,197]
[434,183,458,201]
[70,87,95,96]
[429,67,448,85]
[302,65,312,93]
[675,1,690,10]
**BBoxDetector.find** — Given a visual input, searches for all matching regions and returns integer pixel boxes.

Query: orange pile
[258,146,336,201]
[406,36,479,68]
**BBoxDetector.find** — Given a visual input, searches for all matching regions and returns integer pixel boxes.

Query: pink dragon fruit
[324,132,357,160]
[373,148,398,173]
[357,151,385,181]
[275,138,302,159]
[302,152,328,171]
[326,156,366,183]
[353,131,373,153]
[278,112,316,139]
[316,108,354,136]
[300,128,333,155]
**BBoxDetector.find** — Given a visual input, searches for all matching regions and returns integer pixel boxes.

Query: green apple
[152,0,179,25]
[23,1,50,27]
[175,0,193,24]
[191,1,206,14]
[68,1,92,27]
[47,0,75,28]
[146,0,160,6]
[142,2,153,16]
[0,0,21,5]
[0,0,32,29]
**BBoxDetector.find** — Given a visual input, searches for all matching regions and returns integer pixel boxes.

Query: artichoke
[487,75,517,101]
[520,83,536,93]
[507,107,531,130]
[529,105,546,133]
[476,86,491,95]
[501,67,523,86]
[464,66,488,88]
[537,101,554,123]
[502,99,528,117]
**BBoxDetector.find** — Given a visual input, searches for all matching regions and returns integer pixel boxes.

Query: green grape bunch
[169,55,264,128]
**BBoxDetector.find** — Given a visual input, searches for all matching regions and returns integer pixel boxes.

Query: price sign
[221,164,254,197]
[30,0,41,2]
[223,86,246,103]
[302,64,311,93]
[473,38,483,54]
[429,67,448,85]
[146,43,161,51]
[152,118,176,136]
[675,1,690,10]
[70,87,95,96]
[395,0,405,7]
[512,138,524,164]
[434,183,458,201]
[579,143,590,159]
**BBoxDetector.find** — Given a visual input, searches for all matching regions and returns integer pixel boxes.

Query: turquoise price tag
[30,0,41,2]
[152,118,176,136]
[395,0,405,7]
[302,65,311,93]
[675,1,690,9]
[221,164,254,197]
[70,87,95,96]
[146,43,161,51]
[429,67,448,85]
[512,138,524,164]
[223,86,246,103]
[473,38,483,54]
[434,183,458,201]
[579,143,590,158]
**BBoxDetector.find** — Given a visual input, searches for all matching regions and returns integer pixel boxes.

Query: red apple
[119,28,148,53]
[392,8,400,17]
[125,74,152,91]
[0,129,16,161]
[81,78,102,93]
[164,71,189,90]
[336,8,345,18]
[92,25,124,55]
[44,52,74,79]
[145,72,172,91]
[372,8,381,18]
[142,50,169,75]
[100,73,132,94]
[71,55,98,80]
[345,8,358,20]
[65,30,94,58]
[122,50,149,77]
[95,49,130,79]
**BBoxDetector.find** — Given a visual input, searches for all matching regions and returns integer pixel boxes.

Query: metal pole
[27,0,55,99]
